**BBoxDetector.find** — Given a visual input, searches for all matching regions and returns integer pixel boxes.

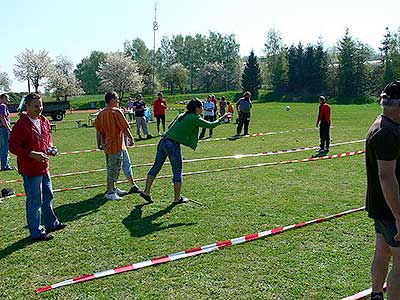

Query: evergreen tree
[337,28,370,98]
[242,50,262,99]
[287,43,304,93]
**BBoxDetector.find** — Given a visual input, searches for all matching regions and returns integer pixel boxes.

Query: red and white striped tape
[0,139,365,185]
[341,283,387,300]
[36,206,365,293]
[0,150,366,202]
[57,127,320,156]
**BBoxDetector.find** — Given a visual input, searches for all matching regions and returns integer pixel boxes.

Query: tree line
[1,27,399,103]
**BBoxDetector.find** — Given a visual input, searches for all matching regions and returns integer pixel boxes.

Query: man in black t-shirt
[366,81,400,300]
[133,94,152,139]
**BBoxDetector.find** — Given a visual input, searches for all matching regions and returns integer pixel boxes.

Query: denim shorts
[148,137,182,183]
[374,218,400,247]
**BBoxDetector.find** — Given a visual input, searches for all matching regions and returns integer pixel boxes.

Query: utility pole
[152,1,159,98]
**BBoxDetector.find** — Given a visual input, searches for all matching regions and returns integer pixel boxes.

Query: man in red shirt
[153,92,168,135]
[315,95,331,156]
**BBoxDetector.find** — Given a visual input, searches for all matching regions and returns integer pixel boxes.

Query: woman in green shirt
[140,98,228,204]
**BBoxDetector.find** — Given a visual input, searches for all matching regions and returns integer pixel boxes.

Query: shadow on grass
[122,203,195,238]
[54,193,107,223]
[0,237,32,260]
[1,193,108,260]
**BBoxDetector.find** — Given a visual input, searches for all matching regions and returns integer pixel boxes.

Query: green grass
[0,102,382,299]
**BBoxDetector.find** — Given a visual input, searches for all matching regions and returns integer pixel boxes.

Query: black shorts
[155,115,165,125]
[374,218,400,247]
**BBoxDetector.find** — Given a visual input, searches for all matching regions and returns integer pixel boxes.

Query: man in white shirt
[199,95,215,139]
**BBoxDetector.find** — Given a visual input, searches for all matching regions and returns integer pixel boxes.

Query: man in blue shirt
[235,91,252,137]
[0,94,13,171]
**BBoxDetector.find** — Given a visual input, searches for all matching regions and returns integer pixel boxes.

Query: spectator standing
[235,91,252,137]
[211,94,218,115]
[0,94,13,171]
[365,81,400,300]
[9,93,66,242]
[153,92,168,135]
[199,95,216,139]
[227,101,235,123]
[133,94,151,139]
[315,95,331,155]
[126,97,135,123]
[219,96,227,116]
[95,91,140,200]
[139,98,229,204]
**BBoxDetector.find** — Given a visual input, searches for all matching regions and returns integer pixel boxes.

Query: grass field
[0,102,383,299]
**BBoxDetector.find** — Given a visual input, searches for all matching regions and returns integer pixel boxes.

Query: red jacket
[9,113,53,176]
[153,98,167,116]
[317,102,331,125]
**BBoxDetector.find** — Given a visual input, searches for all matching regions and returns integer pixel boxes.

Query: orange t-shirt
[95,107,129,154]
[227,104,234,113]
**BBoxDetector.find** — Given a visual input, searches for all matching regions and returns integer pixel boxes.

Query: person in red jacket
[153,92,168,135]
[315,95,331,156]
[9,93,66,242]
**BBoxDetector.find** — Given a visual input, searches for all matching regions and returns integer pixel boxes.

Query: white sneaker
[105,192,123,200]
[113,187,127,196]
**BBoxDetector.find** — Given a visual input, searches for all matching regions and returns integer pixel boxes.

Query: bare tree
[97,52,144,100]
[14,49,52,92]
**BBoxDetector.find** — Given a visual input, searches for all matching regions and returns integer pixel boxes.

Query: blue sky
[1,0,399,91]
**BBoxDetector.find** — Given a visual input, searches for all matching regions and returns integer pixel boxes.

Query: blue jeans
[0,127,10,170]
[148,138,182,183]
[22,173,60,238]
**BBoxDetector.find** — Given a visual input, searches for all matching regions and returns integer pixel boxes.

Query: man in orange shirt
[95,91,139,200]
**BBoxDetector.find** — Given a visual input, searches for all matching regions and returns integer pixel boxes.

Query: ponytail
[178,98,203,121]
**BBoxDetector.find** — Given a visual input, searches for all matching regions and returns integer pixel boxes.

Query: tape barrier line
[36,206,365,293]
[58,127,321,156]
[0,150,366,203]
[341,283,387,300]
[0,139,365,185]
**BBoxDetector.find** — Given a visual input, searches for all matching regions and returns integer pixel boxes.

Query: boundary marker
[0,150,365,202]
[36,206,365,293]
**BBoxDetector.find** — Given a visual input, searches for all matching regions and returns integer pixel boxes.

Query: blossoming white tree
[46,56,83,100]
[97,52,144,99]
[0,71,11,92]
[14,49,52,93]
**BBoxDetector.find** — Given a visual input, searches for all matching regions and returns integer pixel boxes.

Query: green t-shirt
[165,112,222,150]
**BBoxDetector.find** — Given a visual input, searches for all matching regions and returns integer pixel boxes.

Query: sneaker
[47,223,67,233]
[113,187,128,196]
[1,166,15,171]
[128,185,141,194]
[139,191,153,203]
[173,196,189,204]
[31,233,54,242]
[105,192,123,200]
[146,134,153,139]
